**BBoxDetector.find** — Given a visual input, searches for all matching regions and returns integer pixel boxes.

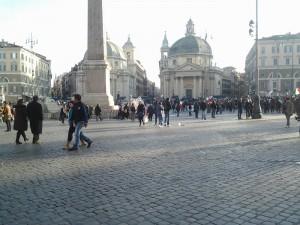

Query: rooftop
[261,33,300,41]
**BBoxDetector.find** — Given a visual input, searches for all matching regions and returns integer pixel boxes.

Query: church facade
[59,36,155,103]
[159,19,225,99]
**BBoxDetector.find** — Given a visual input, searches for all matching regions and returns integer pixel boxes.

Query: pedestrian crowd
[1,94,300,148]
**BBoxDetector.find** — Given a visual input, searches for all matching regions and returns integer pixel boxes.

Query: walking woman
[3,101,12,132]
[14,99,29,144]
[137,101,145,127]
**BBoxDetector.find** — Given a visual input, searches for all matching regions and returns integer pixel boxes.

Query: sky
[1,0,300,87]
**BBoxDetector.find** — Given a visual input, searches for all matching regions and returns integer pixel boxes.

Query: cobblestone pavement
[0,113,300,225]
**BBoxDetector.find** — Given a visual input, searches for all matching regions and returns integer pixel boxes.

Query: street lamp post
[249,0,262,119]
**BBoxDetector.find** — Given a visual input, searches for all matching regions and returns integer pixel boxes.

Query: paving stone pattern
[0,114,300,225]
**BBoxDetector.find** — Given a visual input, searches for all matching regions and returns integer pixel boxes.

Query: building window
[187,58,192,63]
[273,81,277,90]
[261,58,266,67]
[273,58,278,66]
[114,61,119,67]
[173,60,177,65]
[13,86,16,93]
[11,52,17,59]
[261,47,266,54]
[272,46,275,54]
[297,45,300,53]
[21,54,24,60]
[289,46,293,53]
[22,64,24,72]
[0,65,2,71]
[286,58,290,65]
[298,57,300,65]
[3,65,6,71]
[284,46,288,53]
[0,53,2,59]
[3,53,6,59]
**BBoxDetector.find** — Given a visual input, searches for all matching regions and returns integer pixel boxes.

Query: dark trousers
[195,111,199,119]
[16,130,26,142]
[238,110,242,120]
[164,112,170,125]
[285,114,291,127]
[5,120,11,131]
[148,113,153,122]
[68,126,75,142]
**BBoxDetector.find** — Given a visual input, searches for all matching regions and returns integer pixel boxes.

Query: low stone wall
[44,110,118,120]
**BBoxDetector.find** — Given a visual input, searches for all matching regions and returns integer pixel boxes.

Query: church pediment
[175,63,201,71]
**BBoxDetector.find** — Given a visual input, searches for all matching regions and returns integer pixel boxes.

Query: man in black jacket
[69,94,92,151]
[27,96,43,144]
[164,98,171,126]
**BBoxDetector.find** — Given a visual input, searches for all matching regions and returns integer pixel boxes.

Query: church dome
[169,35,212,56]
[107,41,126,60]
[84,40,126,60]
[168,19,212,57]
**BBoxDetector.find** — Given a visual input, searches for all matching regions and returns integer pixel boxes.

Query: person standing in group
[14,99,29,145]
[164,98,171,126]
[147,104,154,122]
[176,103,181,117]
[200,100,207,120]
[237,98,243,120]
[283,97,294,128]
[130,103,136,121]
[137,101,145,127]
[69,94,92,151]
[211,100,216,118]
[59,106,66,124]
[188,104,192,117]
[194,101,200,119]
[26,96,43,144]
[154,101,163,126]
[94,104,102,121]
[2,101,12,132]
[245,98,252,119]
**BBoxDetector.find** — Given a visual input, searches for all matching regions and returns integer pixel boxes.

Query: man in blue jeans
[69,94,92,151]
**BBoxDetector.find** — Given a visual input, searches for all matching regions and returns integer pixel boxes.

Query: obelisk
[84,0,114,107]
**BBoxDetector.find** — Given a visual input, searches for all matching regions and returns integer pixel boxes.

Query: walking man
[94,104,102,121]
[69,94,93,151]
[26,96,43,144]
[14,99,29,144]
[194,101,200,119]
[164,98,171,126]
[200,100,207,120]
[283,97,294,128]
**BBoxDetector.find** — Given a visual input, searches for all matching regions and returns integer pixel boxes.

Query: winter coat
[2,105,12,121]
[27,101,43,134]
[13,104,28,131]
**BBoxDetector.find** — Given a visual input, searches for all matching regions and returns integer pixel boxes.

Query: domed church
[61,35,154,102]
[159,19,224,99]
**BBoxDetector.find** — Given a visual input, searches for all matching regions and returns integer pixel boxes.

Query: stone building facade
[245,33,300,96]
[60,37,155,102]
[0,39,52,103]
[159,19,227,99]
